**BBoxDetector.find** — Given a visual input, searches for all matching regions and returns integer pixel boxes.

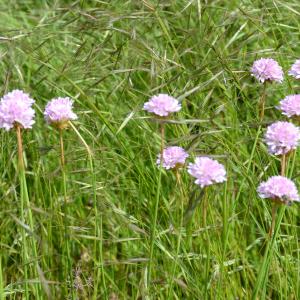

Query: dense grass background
[1,0,300,299]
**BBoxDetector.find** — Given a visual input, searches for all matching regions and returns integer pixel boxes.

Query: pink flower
[44,97,77,125]
[157,146,189,169]
[288,59,300,79]
[264,121,300,155]
[278,95,300,118]
[0,90,35,130]
[143,94,181,117]
[188,157,226,188]
[251,58,283,83]
[258,176,299,204]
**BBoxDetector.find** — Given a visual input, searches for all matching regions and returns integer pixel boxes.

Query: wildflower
[188,157,226,188]
[264,121,300,155]
[251,58,283,83]
[288,59,300,79]
[143,94,181,117]
[157,146,188,169]
[278,94,300,118]
[44,97,77,129]
[0,90,35,130]
[257,176,299,204]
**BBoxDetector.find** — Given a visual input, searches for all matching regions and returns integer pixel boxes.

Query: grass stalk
[167,169,185,299]
[16,124,41,298]
[69,122,107,298]
[253,152,288,298]
[0,256,3,300]
[148,122,165,291]
[59,128,73,298]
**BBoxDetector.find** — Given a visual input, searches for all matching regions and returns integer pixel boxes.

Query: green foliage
[0,0,300,299]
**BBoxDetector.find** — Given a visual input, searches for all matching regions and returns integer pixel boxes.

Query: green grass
[1,0,300,299]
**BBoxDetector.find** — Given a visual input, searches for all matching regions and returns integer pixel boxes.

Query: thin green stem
[89,157,107,299]
[202,188,208,227]
[252,206,285,299]
[160,122,165,158]
[0,256,3,300]
[148,122,165,290]
[269,154,286,238]
[252,151,288,298]
[59,128,73,299]
[16,125,41,299]
[167,169,185,299]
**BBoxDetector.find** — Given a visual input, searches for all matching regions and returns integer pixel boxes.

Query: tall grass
[1,0,300,299]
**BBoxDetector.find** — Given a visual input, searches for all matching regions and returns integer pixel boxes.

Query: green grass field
[1,0,300,299]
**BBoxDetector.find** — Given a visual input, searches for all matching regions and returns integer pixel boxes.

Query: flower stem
[268,204,278,238]
[16,125,29,298]
[160,122,165,158]
[259,82,267,122]
[252,206,286,299]
[268,153,286,238]
[148,122,164,290]
[89,156,107,299]
[16,124,41,298]
[59,128,65,168]
[281,153,286,176]
[167,169,184,299]
[202,188,208,227]
[59,128,73,298]
[16,125,24,170]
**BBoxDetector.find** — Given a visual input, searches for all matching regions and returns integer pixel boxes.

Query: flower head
[258,176,299,204]
[44,97,77,128]
[288,59,300,79]
[143,94,181,117]
[0,90,35,130]
[251,58,283,83]
[278,94,300,118]
[157,146,189,169]
[264,121,300,155]
[188,157,226,188]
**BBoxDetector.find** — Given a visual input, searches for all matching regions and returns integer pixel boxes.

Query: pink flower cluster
[44,97,77,125]
[0,90,35,130]
[188,157,226,188]
[264,121,300,155]
[158,148,227,188]
[144,93,226,188]
[258,176,299,203]
[251,57,300,83]
[251,57,300,206]
[251,58,283,83]
[143,94,181,117]
[157,146,188,169]
[278,94,300,118]
[0,90,78,132]
[289,60,300,79]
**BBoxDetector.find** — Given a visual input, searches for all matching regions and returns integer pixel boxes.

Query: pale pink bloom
[258,176,299,203]
[278,95,300,118]
[251,58,283,83]
[44,97,77,124]
[288,59,300,79]
[264,121,300,155]
[157,146,189,169]
[143,94,181,117]
[188,157,226,188]
[0,90,35,130]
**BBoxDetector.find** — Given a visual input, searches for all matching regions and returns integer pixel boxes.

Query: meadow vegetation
[1,0,300,299]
